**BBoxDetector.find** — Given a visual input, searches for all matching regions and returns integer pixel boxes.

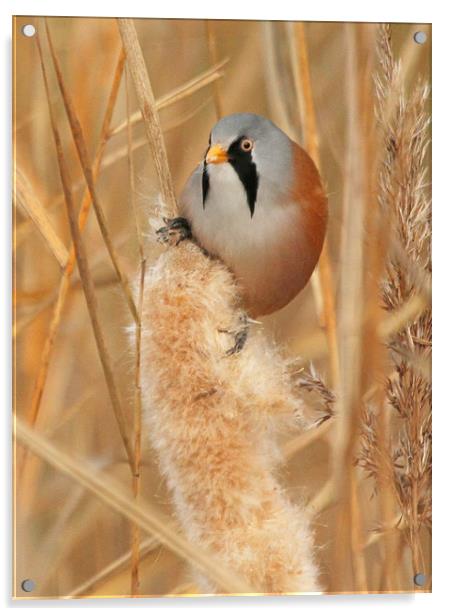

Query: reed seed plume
[357,23,432,583]
[292,363,335,426]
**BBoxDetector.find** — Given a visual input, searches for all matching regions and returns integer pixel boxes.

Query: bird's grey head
[202,113,294,217]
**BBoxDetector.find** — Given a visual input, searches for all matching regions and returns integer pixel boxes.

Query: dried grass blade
[14,169,69,268]
[329,23,368,591]
[205,21,224,118]
[14,298,54,338]
[283,418,333,460]
[377,293,429,340]
[117,18,178,217]
[131,263,145,595]
[34,31,135,471]
[261,22,292,134]
[15,91,210,261]
[110,57,228,137]
[64,536,159,597]
[103,97,213,173]
[15,417,256,594]
[126,64,144,596]
[45,349,129,436]
[44,19,138,323]
[287,21,339,389]
[24,275,70,429]
[23,50,126,434]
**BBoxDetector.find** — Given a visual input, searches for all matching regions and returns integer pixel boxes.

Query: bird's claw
[156,217,192,246]
[224,326,248,356]
[219,313,259,356]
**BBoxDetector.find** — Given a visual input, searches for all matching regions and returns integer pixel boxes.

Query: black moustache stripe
[229,158,258,217]
[202,136,259,216]
[202,160,210,209]
[227,137,259,217]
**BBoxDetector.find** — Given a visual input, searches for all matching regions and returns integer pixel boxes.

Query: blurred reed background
[13,16,431,597]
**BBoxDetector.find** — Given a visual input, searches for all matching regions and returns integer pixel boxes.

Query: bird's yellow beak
[205,143,228,165]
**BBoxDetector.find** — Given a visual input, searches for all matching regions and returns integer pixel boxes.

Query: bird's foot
[219,313,260,356]
[224,324,248,356]
[156,217,192,247]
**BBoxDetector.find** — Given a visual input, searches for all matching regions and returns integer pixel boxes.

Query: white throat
[182,161,301,271]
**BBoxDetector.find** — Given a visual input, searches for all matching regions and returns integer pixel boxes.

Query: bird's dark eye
[240,138,253,152]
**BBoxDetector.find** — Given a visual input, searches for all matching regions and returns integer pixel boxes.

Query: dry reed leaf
[44,19,138,324]
[14,169,69,268]
[13,88,210,342]
[166,582,201,596]
[204,21,224,118]
[377,292,429,339]
[110,57,228,137]
[15,417,254,594]
[261,22,293,135]
[101,97,213,174]
[283,419,332,460]
[23,49,126,434]
[64,536,160,597]
[285,21,339,390]
[34,29,135,471]
[15,61,223,246]
[125,64,145,596]
[328,23,372,591]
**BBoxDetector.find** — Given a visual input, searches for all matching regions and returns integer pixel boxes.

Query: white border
[0,0,437,22]
[2,1,449,614]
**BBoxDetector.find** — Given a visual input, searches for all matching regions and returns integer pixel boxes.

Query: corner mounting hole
[413,31,427,45]
[21,24,36,38]
[21,578,36,592]
[414,573,426,586]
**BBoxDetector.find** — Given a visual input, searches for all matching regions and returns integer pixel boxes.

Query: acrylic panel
[13,16,432,598]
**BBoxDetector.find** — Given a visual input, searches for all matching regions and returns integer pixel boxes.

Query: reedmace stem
[117,18,178,218]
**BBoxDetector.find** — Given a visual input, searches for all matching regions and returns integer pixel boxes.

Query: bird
[173,113,328,317]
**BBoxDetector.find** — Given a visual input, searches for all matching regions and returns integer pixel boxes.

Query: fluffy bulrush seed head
[137,239,320,593]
